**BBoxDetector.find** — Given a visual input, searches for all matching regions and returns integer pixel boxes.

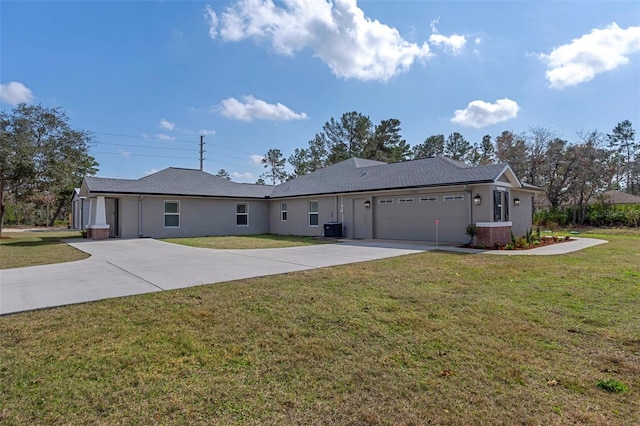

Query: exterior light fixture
[364,200,371,208]
[514,197,521,206]
[473,194,482,206]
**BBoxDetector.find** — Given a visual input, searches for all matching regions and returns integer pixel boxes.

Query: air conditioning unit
[323,222,343,238]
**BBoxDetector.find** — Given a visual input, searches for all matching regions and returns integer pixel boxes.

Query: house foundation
[476,222,512,247]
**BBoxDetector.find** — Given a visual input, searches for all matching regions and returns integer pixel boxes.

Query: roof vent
[359,170,368,178]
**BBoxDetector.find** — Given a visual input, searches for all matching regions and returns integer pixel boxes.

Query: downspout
[138,195,144,237]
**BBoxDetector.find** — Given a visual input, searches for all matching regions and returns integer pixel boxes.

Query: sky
[2,0,639,183]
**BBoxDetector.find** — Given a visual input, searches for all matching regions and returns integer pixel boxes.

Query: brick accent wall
[477,225,511,247]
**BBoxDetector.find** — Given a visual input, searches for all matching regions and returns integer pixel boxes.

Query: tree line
[242,111,638,226]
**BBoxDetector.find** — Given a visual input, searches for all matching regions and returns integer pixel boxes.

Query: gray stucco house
[79,156,539,246]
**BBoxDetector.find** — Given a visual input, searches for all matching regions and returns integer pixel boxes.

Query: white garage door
[373,193,469,242]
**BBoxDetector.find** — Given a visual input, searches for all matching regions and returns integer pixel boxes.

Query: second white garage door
[373,193,469,242]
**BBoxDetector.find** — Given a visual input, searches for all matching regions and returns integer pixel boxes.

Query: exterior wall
[469,186,493,224]
[511,190,534,236]
[269,196,339,237]
[71,197,90,230]
[111,196,270,239]
[119,196,140,238]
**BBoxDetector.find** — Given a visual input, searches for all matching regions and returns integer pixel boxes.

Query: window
[164,201,180,228]
[281,202,288,221]
[443,195,464,201]
[308,201,319,227]
[378,199,393,204]
[420,196,437,202]
[398,197,415,204]
[236,203,248,226]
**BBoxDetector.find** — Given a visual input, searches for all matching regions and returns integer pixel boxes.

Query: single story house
[79,156,540,247]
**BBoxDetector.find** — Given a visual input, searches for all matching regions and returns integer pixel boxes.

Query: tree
[541,138,574,210]
[322,112,372,164]
[215,169,231,180]
[607,120,638,194]
[362,119,410,162]
[495,130,528,180]
[569,130,613,224]
[527,126,555,187]
[0,104,98,235]
[444,132,472,162]
[255,178,266,185]
[260,148,288,186]
[412,134,444,159]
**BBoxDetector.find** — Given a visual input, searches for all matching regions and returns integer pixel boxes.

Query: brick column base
[87,225,110,240]
[476,223,511,247]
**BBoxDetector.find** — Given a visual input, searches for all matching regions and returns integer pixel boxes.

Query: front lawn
[1,229,638,424]
[0,230,87,269]
[163,233,335,249]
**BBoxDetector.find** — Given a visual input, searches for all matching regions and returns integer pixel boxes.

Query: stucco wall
[269,196,339,237]
[511,190,534,236]
[133,196,270,238]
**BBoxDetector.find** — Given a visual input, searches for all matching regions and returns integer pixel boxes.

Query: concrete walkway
[0,237,606,315]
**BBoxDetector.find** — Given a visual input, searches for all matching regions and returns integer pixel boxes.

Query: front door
[353,198,368,239]
[105,198,119,238]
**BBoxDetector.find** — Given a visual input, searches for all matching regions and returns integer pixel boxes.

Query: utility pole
[199,135,205,171]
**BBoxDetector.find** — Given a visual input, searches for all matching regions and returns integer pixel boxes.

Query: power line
[92,131,256,155]
[91,150,264,171]
[93,141,255,162]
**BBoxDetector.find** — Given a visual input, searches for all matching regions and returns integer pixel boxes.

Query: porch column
[87,196,110,240]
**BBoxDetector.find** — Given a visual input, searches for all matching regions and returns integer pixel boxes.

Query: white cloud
[250,154,264,165]
[205,0,432,82]
[118,149,132,159]
[0,81,34,105]
[429,18,466,55]
[218,95,308,122]
[232,171,254,179]
[200,129,216,136]
[160,119,175,131]
[144,168,159,175]
[537,22,640,89]
[451,98,520,128]
[155,133,176,141]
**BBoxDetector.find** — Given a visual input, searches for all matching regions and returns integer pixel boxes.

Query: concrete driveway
[0,236,606,315]
[0,239,430,315]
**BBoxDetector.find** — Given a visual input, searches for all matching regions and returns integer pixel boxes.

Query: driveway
[0,239,430,315]
[0,237,606,315]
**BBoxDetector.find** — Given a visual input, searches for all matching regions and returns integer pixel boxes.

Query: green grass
[163,233,335,249]
[0,230,88,269]
[1,229,639,424]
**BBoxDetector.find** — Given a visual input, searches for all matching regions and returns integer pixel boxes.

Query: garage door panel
[374,194,468,242]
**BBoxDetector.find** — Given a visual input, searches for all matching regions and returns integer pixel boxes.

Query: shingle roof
[599,190,640,204]
[270,156,510,198]
[84,168,273,198]
[84,157,525,199]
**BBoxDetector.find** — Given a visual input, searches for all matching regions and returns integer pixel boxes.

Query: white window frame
[443,195,464,202]
[308,200,319,227]
[236,202,249,227]
[164,200,180,228]
[281,202,288,222]
[378,199,393,204]
[398,197,415,204]
[419,196,438,203]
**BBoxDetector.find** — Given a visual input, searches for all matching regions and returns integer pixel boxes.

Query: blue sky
[2,0,639,182]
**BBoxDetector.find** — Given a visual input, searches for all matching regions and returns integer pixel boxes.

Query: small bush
[597,379,627,393]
